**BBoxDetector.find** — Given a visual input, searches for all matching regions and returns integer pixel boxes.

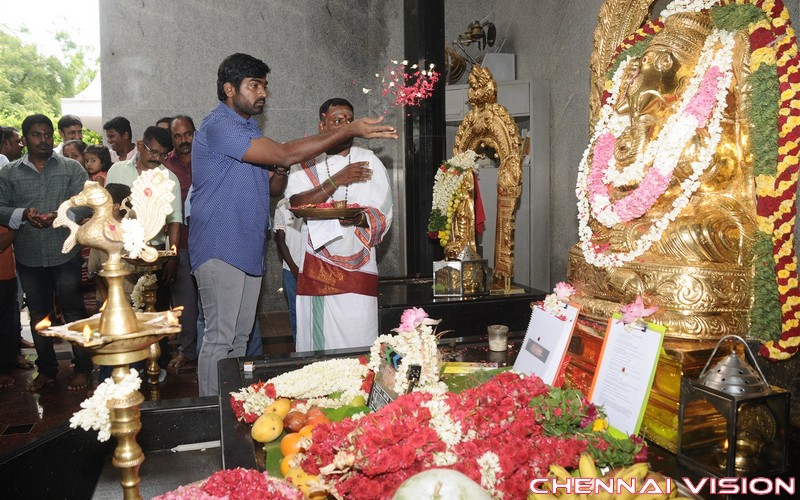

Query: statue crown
[648,12,714,66]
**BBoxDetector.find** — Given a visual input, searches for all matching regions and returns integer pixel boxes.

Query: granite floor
[0,310,293,454]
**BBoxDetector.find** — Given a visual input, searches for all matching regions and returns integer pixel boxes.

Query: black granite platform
[0,396,219,498]
[378,277,545,336]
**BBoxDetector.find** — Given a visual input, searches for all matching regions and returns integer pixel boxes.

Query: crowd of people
[0,52,397,396]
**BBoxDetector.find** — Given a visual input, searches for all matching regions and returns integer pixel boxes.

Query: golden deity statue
[568,11,757,340]
[444,169,478,260]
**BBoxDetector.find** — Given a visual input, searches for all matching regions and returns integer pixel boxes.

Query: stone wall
[100,0,403,312]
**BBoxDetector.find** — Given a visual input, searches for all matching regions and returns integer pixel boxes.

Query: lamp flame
[83,324,92,341]
[35,316,52,331]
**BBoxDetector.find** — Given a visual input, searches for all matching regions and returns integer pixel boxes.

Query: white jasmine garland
[542,294,562,316]
[660,0,717,18]
[430,150,480,226]
[130,273,157,312]
[477,451,503,498]
[70,369,141,442]
[576,29,736,269]
[230,358,369,418]
[269,358,368,407]
[422,395,463,447]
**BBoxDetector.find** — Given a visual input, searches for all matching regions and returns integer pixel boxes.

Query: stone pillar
[404,0,446,274]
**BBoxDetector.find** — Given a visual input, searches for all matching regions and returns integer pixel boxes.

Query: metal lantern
[677,335,789,478]
[433,246,489,297]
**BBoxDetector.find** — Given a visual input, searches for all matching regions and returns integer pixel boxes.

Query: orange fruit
[298,424,315,438]
[280,432,304,455]
[280,452,297,477]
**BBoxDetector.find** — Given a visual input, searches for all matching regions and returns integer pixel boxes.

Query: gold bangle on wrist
[320,182,331,197]
[327,177,337,190]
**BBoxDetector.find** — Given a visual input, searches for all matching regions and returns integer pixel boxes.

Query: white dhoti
[285,147,393,353]
[295,293,379,352]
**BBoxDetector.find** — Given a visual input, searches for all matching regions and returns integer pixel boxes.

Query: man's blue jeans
[16,252,92,379]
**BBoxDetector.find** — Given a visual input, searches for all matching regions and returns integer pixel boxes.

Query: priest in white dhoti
[285,98,393,351]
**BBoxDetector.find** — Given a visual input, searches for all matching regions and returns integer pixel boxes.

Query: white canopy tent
[60,73,102,133]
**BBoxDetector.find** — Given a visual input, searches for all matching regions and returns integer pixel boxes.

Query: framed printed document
[513,303,579,386]
[588,315,665,437]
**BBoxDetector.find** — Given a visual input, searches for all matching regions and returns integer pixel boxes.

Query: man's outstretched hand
[350,116,398,140]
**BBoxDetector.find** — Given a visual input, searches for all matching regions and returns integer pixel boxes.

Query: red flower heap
[302,372,638,499]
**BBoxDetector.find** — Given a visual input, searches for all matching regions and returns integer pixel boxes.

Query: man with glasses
[106,126,182,282]
[106,126,182,381]
[0,114,93,392]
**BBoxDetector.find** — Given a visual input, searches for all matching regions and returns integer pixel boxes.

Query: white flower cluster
[269,358,369,408]
[240,384,276,418]
[431,150,480,222]
[448,150,481,171]
[131,273,158,311]
[423,395,463,447]
[120,218,147,259]
[542,294,562,317]
[232,358,370,417]
[368,323,441,396]
[477,451,503,497]
[69,369,141,442]
[423,393,465,467]
[660,0,717,18]
[576,30,735,269]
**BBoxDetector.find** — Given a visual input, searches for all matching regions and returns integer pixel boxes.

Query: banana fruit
[530,454,682,500]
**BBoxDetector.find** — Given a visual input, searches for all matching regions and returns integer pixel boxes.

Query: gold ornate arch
[453,65,523,292]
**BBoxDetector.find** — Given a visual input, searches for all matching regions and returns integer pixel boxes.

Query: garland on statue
[577,30,736,268]
[427,150,480,247]
[585,0,800,360]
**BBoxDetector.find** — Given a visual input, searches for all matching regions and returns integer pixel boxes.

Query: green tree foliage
[0,28,97,132]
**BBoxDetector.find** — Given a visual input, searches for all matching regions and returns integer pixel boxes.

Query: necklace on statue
[324,153,350,204]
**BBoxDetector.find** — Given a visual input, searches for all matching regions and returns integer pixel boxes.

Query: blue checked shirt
[189,102,271,275]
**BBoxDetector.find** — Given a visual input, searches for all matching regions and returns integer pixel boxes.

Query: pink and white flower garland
[576,30,736,269]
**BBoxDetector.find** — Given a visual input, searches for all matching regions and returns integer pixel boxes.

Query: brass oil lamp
[37,171,181,499]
